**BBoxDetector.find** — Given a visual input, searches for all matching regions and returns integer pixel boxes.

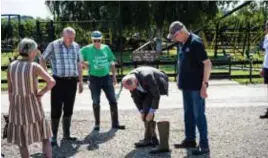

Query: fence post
[156,61,159,69]
[214,22,219,58]
[49,20,55,41]
[121,61,123,78]
[36,20,41,44]
[249,55,253,83]
[174,61,177,81]
[228,56,232,80]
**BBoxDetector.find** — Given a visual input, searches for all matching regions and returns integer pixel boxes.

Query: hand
[82,62,89,69]
[200,83,208,99]
[260,69,264,77]
[78,82,83,94]
[145,112,154,122]
[112,75,117,86]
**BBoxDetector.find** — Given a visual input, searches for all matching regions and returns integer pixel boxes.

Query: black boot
[93,104,100,131]
[51,119,60,147]
[110,103,125,130]
[174,140,197,149]
[62,117,77,141]
[192,146,210,156]
[260,109,268,119]
[150,121,171,154]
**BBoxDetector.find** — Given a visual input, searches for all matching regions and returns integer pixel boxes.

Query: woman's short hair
[18,38,38,56]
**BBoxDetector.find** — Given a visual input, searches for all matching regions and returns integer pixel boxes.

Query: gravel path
[1,107,268,158]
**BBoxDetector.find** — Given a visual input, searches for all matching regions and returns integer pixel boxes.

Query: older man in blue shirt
[40,27,83,147]
[167,21,212,156]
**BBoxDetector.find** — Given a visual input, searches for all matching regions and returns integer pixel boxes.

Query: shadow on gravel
[125,148,171,158]
[52,139,81,158]
[30,153,44,158]
[76,128,118,151]
[183,148,210,158]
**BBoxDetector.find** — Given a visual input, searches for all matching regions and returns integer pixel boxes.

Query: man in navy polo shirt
[167,21,212,155]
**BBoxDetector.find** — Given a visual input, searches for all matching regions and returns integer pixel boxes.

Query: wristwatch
[203,82,209,88]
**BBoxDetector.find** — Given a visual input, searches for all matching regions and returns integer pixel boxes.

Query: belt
[53,75,77,80]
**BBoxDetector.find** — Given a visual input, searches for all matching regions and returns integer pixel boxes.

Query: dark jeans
[182,90,209,149]
[51,76,77,119]
[89,75,119,126]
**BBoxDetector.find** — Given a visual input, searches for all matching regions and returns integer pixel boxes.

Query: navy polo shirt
[177,33,208,90]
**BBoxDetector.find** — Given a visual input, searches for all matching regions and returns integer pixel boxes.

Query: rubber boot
[93,104,100,131]
[150,121,159,147]
[150,121,171,154]
[135,121,152,148]
[135,121,158,148]
[62,117,77,141]
[51,119,60,147]
[110,103,125,130]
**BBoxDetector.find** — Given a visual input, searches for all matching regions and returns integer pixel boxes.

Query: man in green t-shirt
[80,31,125,131]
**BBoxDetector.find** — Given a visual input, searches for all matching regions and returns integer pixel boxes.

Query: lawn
[1,51,265,91]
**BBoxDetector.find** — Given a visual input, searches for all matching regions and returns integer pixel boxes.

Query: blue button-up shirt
[42,38,81,77]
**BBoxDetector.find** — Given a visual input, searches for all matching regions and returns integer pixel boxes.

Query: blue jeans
[89,75,117,106]
[89,75,119,126]
[182,90,209,149]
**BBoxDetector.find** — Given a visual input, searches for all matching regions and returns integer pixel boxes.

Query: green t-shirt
[80,44,116,77]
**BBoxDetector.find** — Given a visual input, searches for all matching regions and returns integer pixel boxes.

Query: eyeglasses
[93,40,101,43]
[172,31,181,39]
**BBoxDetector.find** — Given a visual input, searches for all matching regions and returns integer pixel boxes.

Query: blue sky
[1,0,53,19]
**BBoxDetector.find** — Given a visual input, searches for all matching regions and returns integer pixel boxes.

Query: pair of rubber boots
[93,104,125,130]
[135,121,170,154]
[51,117,77,147]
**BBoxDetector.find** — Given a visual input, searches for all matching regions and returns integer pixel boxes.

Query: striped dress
[7,60,52,147]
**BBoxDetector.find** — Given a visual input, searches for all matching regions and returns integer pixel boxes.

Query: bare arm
[40,42,53,72]
[202,59,212,83]
[40,57,48,72]
[78,62,83,83]
[111,62,116,76]
[36,64,56,96]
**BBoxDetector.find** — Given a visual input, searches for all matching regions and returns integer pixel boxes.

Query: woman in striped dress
[7,38,56,158]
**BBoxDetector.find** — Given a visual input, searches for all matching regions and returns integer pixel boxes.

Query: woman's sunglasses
[93,40,101,43]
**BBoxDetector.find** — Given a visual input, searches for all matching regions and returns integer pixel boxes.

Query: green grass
[1,53,18,66]
[1,51,265,90]
[233,78,263,84]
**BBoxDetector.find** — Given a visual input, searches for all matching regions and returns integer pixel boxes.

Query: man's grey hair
[122,74,137,86]
[18,38,38,56]
[63,27,76,35]
[180,26,188,34]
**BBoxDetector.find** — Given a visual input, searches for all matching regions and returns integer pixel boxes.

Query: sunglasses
[93,40,101,43]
